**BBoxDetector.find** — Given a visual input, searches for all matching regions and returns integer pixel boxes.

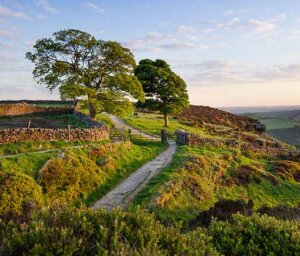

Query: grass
[78,105,114,127]
[259,118,300,130]
[218,179,300,210]
[0,140,107,156]
[133,144,300,223]
[0,152,56,179]
[122,112,210,137]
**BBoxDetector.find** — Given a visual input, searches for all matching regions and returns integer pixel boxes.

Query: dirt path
[93,140,176,210]
[93,114,177,211]
[107,114,159,140]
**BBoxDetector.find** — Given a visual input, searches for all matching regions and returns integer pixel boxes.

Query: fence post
[68,125,71,142]
[27,120,31,129]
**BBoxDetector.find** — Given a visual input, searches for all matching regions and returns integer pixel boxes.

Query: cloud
[217,17,277,35]
[0,29,17,39]
[123,40,144,50]
[0,5,28,19]
[84,2,105,14]
[0,53,18,63]
[158,42,209,50]
[246,19,276,33]
[144,32,173,42]
[225,10,234,16]
[0,41,14,49]
[218,18,240,30]
[288,30,300,40]
[255,64,300,81]
[177,25,196,33]
[35,0,58,14]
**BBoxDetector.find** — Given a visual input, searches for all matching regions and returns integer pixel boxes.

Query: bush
[209,213,300,256]
[0,171,42,217]
[39,152,104,203]
[0,206,219,255]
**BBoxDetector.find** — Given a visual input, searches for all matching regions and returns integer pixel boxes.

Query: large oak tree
[135,59,189,127]
[26,29,144,119]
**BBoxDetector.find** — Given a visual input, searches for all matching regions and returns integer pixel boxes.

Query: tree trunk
[89,103,96,120]
[164,114,169,127]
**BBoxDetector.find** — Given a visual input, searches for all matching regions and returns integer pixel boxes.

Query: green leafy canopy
[26,29,145,117]
[135,59,189,126]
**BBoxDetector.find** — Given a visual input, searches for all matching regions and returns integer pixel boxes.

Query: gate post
[161,129,167,143]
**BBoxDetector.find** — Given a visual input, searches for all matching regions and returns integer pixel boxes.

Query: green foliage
[0,171,43,216]
[135,59,189,126]
[0,206,219,255]
[209,213,300,256]
[26,29,144,118]
[39,151,104,203]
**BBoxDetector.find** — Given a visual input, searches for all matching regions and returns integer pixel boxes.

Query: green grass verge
[0,140,108,156]
[122,112,209,137]
[0,152,56,179]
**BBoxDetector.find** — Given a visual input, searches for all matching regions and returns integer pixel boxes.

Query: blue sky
[0,0,299,107]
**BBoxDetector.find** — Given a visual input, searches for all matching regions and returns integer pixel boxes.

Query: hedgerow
[0,206,219,255]
[209,213,300,256]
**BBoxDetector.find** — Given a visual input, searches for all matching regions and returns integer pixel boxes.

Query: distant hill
[246,110,300,121]
[222,105,300,114]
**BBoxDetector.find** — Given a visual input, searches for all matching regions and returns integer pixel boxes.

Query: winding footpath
[93,114,177,211]
[107,113,159,140]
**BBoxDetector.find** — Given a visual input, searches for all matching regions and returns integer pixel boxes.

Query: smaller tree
[135,59,189,127]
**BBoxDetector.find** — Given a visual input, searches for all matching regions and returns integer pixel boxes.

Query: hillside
[122,106,300,224]
[1,104,300,255]
[177,105,261,131]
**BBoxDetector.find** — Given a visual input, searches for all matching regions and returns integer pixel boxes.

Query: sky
[0,0,299,107]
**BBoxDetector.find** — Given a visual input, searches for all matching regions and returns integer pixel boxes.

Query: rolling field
[259,118,300,130]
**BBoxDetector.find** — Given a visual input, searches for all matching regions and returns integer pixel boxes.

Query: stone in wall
[0,126,109,144]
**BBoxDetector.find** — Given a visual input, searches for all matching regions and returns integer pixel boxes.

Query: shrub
[0,206,220,255]
[209,213,300,256]
[0,171,42,217]
[191,199,253,227]
[273,160,300,182]
[39,152,104,203]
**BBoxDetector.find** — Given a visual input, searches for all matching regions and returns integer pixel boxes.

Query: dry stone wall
[0,126,109,143]
[0,103,110,143]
